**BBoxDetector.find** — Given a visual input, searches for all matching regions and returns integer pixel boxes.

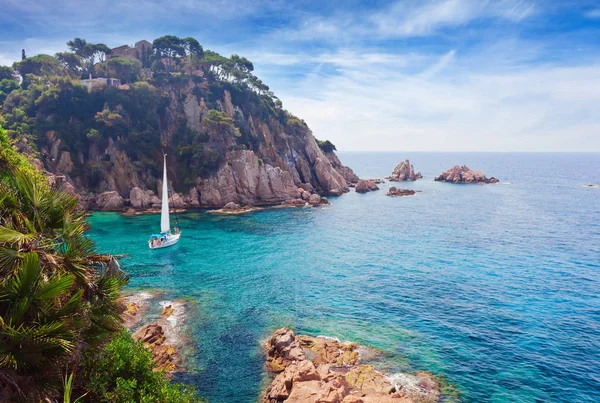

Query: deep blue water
[88,152,600,403]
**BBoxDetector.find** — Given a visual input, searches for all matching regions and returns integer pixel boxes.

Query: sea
[87,152,600,403]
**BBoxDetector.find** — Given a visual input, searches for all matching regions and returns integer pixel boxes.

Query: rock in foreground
[387,187,416,197]
[262,328,442,403]
[434,165,499,184]
[389,159,422,182]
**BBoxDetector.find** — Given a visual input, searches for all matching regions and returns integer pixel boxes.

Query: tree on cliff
[0,66,20,103]
[105,57,142,83]
[12,55,62,86]
[55,51,83,75]
[152,35,185,74]
[182,37,204,71]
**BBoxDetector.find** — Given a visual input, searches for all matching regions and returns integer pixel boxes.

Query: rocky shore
[387,160,422,182]
[123,293,190,375]
[262,328,442,403]
[434,165,499,184]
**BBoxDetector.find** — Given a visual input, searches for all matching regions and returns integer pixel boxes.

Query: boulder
[389,159,422,181]
[223,202,242,210]
[386,187,416,197]
[355,180,379,193]
[130,187,151,209]
[170,193,188,209]
[434,165,499,184]
[95,191,124,211]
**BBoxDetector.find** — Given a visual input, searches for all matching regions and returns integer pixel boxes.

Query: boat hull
[149,233,180,249]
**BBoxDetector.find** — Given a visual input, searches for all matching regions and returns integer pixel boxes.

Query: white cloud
[270,0,536,42]
[585,8,600,18]
[263,46,600,152]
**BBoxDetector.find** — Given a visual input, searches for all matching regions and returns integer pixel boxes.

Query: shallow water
[88,152,600,403]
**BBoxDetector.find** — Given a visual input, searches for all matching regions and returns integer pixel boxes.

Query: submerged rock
[434,165,499,184]
[386,187,416,197]
[262,328,442,403]
[389,159,422,182]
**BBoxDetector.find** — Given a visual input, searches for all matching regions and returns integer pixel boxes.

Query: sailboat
[148,154,181,249]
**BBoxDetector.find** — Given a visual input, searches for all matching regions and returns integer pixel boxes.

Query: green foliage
[56,52,83,76]
[317,139,337,153]
[204,109,240,138]
[81,330,203,403]
[12,55,62,86]
[0,78,20,104]
[0,123,40,181]
[0,65,17,81]
[153,36,185,74]
[105,57,142,83]
[0,155,127,399]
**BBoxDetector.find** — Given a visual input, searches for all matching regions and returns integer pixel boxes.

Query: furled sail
[160,155,170,233]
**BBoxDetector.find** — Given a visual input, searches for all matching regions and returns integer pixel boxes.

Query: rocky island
[434,165,499,184]
[388,159,422,181]
[262,328,442,403]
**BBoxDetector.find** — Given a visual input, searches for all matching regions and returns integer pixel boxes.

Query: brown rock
[390,159,422,182]
[434,165,499,184]
[355,180,379,193]
[345,365,395,395]
[326,151,359,184]
[130,187,151,209]
[386,187,416,197]
[223,201,241,210]
[95,191,124,211]
[56,151,74,174]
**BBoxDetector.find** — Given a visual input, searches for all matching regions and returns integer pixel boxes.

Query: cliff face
[22,80,354,209]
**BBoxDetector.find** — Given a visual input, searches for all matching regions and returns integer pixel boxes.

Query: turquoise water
[88,152,600,403]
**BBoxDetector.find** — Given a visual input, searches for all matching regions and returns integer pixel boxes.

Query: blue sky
[1,0,600,151]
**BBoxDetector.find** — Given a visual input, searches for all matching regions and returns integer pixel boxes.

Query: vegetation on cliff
[0,125,202,401]
[0,35,348,204]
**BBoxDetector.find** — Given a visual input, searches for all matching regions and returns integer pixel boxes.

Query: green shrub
[81,330,203,403]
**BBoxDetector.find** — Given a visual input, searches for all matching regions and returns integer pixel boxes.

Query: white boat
[149,155,181,250]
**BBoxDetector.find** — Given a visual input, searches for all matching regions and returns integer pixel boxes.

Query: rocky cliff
[4,73,355,211]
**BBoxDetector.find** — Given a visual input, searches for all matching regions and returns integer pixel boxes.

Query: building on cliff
[81,76,120,92]
[108,40,152,62]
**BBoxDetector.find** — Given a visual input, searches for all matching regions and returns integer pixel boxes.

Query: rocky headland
[434,165,499,184]
[7,59,356,212]
[386,187,417,197]
[387,160,422,182]
[262,328,442,403]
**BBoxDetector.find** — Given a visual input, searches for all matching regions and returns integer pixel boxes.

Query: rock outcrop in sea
[388,160,422,182]
[123,293,189,375]
[262,328,442,403]
[386,187,416,197]
[434,165,499,184]
[355,180,380,193]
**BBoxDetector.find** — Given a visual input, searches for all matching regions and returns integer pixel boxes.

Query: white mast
[160,154,170,233]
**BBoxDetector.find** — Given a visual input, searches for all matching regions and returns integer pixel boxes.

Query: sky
[1,0,600,152]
